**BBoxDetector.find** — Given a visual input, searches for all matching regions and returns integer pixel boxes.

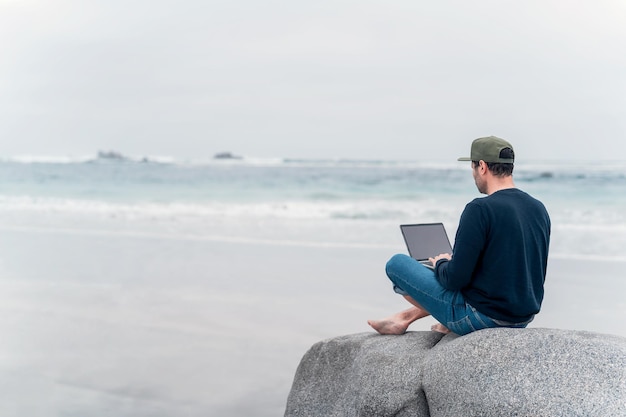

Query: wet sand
[0,226,624,416]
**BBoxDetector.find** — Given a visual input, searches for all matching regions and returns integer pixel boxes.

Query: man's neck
[486,176,516,195]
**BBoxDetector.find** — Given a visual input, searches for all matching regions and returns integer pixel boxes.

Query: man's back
[436,188,551,322]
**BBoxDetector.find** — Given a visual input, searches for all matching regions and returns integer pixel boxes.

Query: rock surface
[284,328,626,417]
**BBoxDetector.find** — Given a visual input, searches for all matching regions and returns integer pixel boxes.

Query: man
[368,136,551,336]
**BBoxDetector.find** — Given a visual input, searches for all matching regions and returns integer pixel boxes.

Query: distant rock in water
[93,151,159,163]
[97,150,127,161]
[284,328,626,417]
[213,152,242,160]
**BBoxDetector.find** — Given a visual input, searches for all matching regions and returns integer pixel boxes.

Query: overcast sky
[1,0,625,161]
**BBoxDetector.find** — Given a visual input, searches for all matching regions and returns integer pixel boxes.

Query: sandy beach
[0,224,624,416]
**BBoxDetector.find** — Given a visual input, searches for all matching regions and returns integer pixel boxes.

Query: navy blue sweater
[435,188,551,322]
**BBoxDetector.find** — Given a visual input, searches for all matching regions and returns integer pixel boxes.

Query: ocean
[0,154,625,416]
[2,154,626,259]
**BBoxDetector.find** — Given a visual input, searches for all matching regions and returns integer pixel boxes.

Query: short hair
[472,147,514,177]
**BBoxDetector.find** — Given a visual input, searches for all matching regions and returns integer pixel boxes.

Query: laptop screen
[400,223,453,261]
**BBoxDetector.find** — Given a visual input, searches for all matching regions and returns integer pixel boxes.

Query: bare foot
[367,318,409,335]
[431,323,451,334]
[368,306,430,335]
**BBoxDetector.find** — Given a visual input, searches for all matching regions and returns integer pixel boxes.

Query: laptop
[400,223,453,269]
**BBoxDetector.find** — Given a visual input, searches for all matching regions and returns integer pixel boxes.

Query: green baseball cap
[458,136,515,163]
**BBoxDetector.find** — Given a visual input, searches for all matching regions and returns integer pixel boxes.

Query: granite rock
[284,332,444,417]
[285,328,626,417]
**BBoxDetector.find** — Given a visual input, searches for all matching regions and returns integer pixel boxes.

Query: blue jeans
[385,254,532,336]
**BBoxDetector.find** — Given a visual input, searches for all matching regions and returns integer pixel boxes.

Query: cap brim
[457,157,471,161]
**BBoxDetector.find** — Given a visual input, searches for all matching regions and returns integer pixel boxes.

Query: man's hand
[429,253,452,267]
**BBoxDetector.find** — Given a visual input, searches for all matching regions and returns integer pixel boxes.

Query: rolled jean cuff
[393,284,409,296]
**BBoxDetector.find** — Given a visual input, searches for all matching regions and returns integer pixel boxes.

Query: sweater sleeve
[435,201,486,290]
